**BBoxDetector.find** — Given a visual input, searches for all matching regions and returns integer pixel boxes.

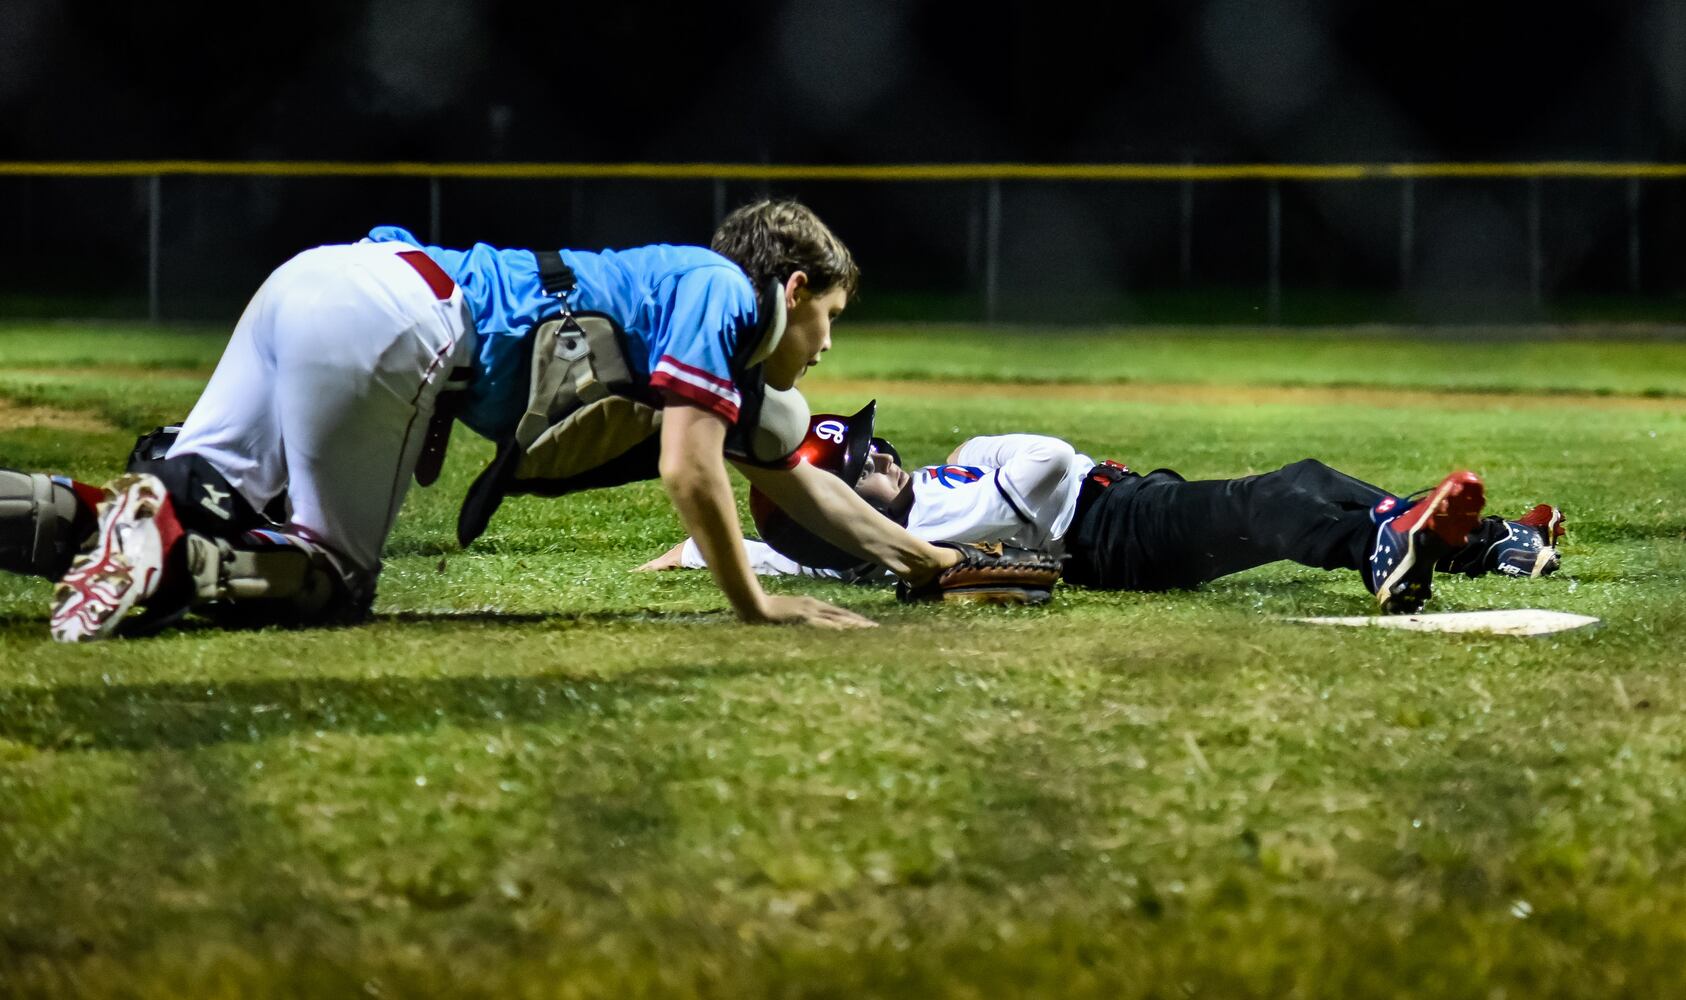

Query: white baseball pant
[168,240,475,581]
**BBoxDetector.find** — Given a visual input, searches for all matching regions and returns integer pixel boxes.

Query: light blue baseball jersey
[367,226,761,440]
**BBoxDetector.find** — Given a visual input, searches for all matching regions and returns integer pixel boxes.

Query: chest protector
[455,259,810,547]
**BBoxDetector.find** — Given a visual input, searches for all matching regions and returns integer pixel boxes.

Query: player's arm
[634,540,691,572]
[636,536,842,579]
[734,459,958,580]
[951,433,1075,470]
[941,434,1080,537]
[660,402,874,628]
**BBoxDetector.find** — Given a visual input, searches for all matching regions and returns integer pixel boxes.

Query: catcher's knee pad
[128,451,276,537]
[127,424,182,469]
[184,529,375,628]
[0,470,101,579]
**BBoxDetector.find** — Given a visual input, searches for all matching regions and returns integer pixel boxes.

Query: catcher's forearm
[660,408,771,620]
[738,462,957,581]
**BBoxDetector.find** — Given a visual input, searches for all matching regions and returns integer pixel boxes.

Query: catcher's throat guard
[456,275,802,547]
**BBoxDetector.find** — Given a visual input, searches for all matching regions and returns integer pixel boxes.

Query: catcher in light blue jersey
[26,201,964,641]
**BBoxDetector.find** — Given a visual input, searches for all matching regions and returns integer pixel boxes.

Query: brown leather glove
[896,541,1062,606]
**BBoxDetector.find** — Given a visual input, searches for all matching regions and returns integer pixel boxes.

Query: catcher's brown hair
[710,199,860,296]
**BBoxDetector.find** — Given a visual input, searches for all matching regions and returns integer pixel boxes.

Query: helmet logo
[814,419,846,444]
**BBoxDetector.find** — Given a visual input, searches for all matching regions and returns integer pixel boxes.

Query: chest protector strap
[514,312,635,452]
[456,274,805,548]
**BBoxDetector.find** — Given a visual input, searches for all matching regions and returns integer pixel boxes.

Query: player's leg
[51,243,471,640]
[1066,458,1484,612]
[265,242,471,585]
[0,470,103,580]
[49,255,302,640]
[13,263,290,598]
[1086,459,1392,590]
[173,242,470,622]
[4,421,300,587]
[48,469,373,641]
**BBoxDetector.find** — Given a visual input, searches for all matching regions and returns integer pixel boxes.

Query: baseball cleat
[49,473,185,642]
[1439,504,1566,578]
[1365,470,1485,614]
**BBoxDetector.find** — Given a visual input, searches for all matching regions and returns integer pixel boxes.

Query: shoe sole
[1519,546,1560,578]
[1524,506,1565,577]
[1507,541,1561,578]
[1495,505,1564,578]
[1376,472,1485,613]
[49,474,170,642]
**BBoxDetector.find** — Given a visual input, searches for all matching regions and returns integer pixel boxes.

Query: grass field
[1,321,1684,998]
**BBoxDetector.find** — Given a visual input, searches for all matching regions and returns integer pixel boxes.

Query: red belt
[397,249,456,301]
[1072,460,1134,524]
[1088,459,1130,486]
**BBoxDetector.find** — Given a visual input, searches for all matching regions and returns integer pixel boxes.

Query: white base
[1288,609,1600,637]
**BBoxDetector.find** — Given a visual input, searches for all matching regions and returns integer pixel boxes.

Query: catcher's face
[854,447,909,512]
[765,273,849,390]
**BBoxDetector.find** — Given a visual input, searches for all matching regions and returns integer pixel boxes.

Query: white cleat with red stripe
[50,473,185,643]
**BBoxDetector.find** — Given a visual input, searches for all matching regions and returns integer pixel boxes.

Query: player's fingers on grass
[819,607,878,629]
[800,596,878,629]
[632,540,687,571]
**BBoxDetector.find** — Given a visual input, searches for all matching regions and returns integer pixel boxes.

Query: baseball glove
[896,541,1062,606]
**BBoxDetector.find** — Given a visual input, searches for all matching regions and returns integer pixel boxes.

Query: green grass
[814,324,1686,397]
[840,288,1686,326]
[1,323,1685,998]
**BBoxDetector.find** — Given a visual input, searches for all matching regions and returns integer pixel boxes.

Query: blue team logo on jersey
[925,464,984,488]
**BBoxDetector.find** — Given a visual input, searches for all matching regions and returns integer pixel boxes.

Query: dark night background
[1,0,1683,322]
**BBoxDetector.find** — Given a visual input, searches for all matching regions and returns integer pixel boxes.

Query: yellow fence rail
[2,160,1685,180]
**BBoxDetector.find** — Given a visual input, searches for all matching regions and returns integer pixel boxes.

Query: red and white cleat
[50,473,185,642]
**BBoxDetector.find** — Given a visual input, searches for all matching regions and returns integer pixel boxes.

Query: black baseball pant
[1062,459,1391,591]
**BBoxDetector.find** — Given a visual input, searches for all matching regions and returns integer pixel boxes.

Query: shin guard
[0,470,102,579]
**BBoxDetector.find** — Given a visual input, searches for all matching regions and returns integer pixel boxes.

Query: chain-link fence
[3,162,1683,325]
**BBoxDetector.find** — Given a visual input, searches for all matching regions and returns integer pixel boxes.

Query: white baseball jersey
[682,434,1095,578]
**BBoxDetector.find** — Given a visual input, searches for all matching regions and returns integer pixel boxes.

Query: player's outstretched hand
[634,540,688,572]
[750,594,878,629]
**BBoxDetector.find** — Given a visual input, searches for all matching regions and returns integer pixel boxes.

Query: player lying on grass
[4,201,968,641]
[635,402,1567,613]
